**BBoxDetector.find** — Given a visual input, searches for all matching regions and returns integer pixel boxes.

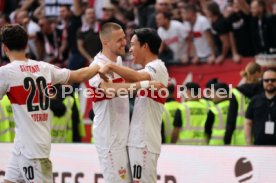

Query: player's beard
[113,47,126,57]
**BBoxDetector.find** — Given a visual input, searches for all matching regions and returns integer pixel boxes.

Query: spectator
[225,62,263,145]
[200,78,218,108]
[182,3,216,64]
[206,1,240,64]
[15,10,41,59]
[171,82,209,144]
[100,1,125,29]
[146,0,171,29]
[50,85,74,143]
[35,17,61,64]
[250,0,276,54]
[0,95,15,142]
[162,78,181,144]
[56,5,70,62]
[15,10,40,39]
[227,0,255,57]
[77,8,102,64]
[205,82,230,145]
[156,12,190,64]
[245,69,276,145]
[56,0,84,90]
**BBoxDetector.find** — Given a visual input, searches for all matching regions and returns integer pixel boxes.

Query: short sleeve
[49,64,70,85]
[140,63,158,81]
[0,68,8,99]
[213,17,231,35]
[77,28,84,40]
[180,22,191,39]
[201,16,211,32]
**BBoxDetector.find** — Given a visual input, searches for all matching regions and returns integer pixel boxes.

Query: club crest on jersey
[118,166,127,179]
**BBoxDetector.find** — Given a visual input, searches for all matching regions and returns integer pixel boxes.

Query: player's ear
[2,44,9,54]
[143,43,149,50]
[101,37,109,47]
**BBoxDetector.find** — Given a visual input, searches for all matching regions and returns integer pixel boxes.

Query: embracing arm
[67,65,100,84]
[101,63,151,82]
[99,80,164,96]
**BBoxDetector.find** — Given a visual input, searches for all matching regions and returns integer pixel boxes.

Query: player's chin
[118,50,126,56]
[132,57,139,64]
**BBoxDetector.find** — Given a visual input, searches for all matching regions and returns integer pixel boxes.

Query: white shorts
[4,152,53,183]
[128,146,159,183]
[96,147,132,183]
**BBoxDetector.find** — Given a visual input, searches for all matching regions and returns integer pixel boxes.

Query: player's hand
[99,72,109,82]
[98,62,111,82]
[99,63,111,74]
[149,81,166,90]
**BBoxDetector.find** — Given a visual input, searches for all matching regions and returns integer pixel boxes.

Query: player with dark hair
[0,24,101,183]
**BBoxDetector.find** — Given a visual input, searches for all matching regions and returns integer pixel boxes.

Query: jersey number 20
[23,76,49,112]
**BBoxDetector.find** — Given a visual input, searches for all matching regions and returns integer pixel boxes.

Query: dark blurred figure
[227,0,255,57]
[206,1,240,64]
[250,0,276,54]
[0,14,10,65]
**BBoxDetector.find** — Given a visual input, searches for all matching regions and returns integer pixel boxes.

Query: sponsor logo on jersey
[146,65,157,73]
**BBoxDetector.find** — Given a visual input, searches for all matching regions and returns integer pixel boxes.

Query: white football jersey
[89,53,129,151]
[128,59,169,154]
[0,60,70,159]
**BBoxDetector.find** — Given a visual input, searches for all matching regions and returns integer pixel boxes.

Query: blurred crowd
[0,0,275,67]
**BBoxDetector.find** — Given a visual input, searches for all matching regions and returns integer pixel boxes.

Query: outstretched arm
[99,80,165,96]
[67,64,100,84]
[100,63,151,82]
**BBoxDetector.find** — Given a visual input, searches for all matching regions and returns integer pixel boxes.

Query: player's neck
[7,51,27,62]
[144,54,158,66]
[102,49,117,62]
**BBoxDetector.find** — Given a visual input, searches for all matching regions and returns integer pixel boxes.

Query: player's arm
[99,80,164,96]
[100,63,151,82]
[67,64,100,84]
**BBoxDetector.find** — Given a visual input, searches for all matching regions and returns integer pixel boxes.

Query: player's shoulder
[146,59,167,71]
[91,52,109,65]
